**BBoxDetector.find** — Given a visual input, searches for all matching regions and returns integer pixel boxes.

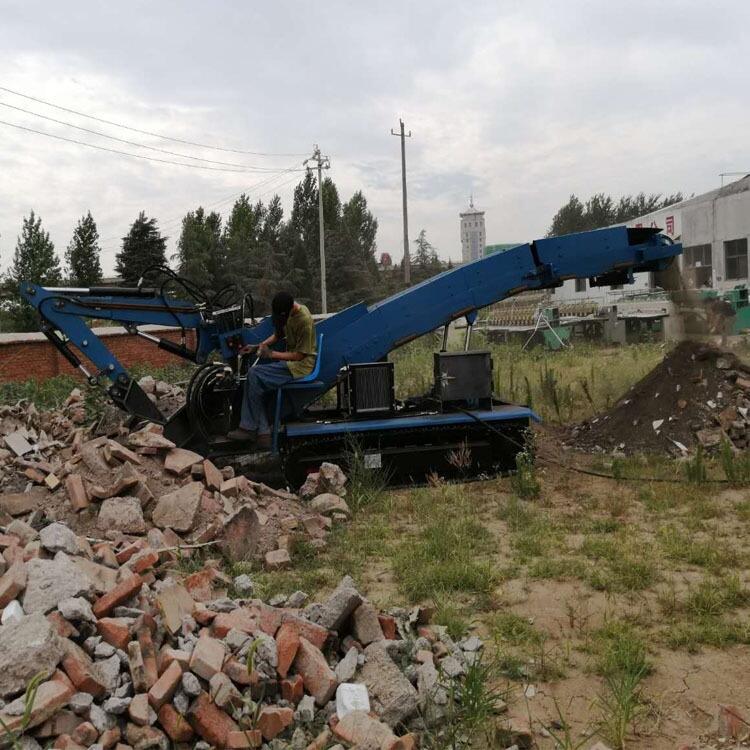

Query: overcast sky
[0,0,747,276]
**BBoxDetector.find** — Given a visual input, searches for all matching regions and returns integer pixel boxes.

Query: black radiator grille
[338,362,395,416]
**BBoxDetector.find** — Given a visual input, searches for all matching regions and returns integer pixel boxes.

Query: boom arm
[20,225,680,423]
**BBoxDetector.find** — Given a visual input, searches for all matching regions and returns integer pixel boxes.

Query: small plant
[345,438,391,512]
[596,668,648,749]
[720,438,750,484]
[0,672,45,749]
[684,445,707,484]
[542,698,591,750]
[511,432,540,499]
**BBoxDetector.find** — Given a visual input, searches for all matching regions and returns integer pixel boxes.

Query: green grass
[581,532,659,592]
[660,575,750,651]
[658,524,739,572]
[390,337,664,423]
[587,620,652,679]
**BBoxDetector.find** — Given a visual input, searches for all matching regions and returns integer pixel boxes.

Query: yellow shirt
[284,304,316,378]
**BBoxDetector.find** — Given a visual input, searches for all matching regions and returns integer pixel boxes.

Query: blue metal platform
[284,404,540,438]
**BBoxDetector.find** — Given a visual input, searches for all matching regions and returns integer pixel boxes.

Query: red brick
[53,735,85,750]
[61,642,107,698]
[203,459,223,491]
[226,729,262,748]
[222,658,259,686]
[293,637,337,706]
[212,606,261,638]
[378,614,397,640]
[0,675,74,734]
[257,706,293,741]
[0,561,27,608]
[275,622,300,678]
[190,635,226,680]
[65,474,89,511]
[128,693,151,726]
[115,540,147,565]
[92,574,144,617]
[96,617,132,650]
[280,612,328,650]
[137,626,159,688]
[148,659,183,709]
[71,721,98,746]
[98,727,121,749]
[157,647,190,673]
[188,691,239,748]
[129,549,159,574]
[47,611,79,639]
[158,703,195,742]
[280,674,303,704]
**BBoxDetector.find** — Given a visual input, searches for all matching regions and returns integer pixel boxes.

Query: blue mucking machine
[20,226,681,485]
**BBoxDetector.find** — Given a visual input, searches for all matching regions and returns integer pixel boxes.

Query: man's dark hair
[271,291,294,336]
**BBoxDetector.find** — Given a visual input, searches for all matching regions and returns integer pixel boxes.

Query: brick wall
[0,327,197,383]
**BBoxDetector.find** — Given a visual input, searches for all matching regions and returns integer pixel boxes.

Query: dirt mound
[570,341,750,455]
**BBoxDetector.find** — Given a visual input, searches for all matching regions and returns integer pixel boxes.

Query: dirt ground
[318,422,750,749]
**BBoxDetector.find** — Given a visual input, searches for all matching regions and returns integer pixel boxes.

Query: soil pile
[570,341,750,455]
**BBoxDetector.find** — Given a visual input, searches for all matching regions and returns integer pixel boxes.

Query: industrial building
[553,174,750,303]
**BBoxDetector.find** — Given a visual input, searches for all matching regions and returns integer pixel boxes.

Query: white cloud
[0,0,747,276]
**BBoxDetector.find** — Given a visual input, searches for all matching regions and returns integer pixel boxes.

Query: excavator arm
[20,225,680,433]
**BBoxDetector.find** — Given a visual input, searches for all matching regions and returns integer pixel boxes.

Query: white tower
[460,196,485,263]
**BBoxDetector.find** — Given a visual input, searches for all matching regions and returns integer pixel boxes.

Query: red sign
[665,215,675,235]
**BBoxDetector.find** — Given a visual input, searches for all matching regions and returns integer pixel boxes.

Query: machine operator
[227,291,316,448]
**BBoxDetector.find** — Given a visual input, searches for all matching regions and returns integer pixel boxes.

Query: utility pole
[391,119,412,285]
[304,145,331,313]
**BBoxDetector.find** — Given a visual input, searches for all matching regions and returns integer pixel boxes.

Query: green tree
[6,211,61,331]
[223,194,265,290]
[176,208,226,292]
[65,212,102,286]
[115,212,167,284]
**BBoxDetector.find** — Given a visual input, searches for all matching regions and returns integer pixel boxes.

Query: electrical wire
[451,402,735,485]
[0,100,302,170]
[0,84,309,157]
[0,118,305,173]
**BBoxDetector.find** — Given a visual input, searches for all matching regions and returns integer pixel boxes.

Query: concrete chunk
[359,642,418,727]
[23,553,95,614]
[152,482,202,532]
[0,612,63,697]
[97,497,147,534]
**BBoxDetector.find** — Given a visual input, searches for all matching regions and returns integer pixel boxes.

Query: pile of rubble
[0,527,486,750]
[0,389,351,567]
[570,341,750,455]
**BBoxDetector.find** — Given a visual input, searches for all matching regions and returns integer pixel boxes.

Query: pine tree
[65,212,102,286]
[7,210,61,331]
[176,208,226,293]
[223,194,265,291]
[115,212,167,284]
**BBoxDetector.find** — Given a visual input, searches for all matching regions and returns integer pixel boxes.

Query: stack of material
[0,391,350,566]
[0,536,484,749]
[571,341,750,455]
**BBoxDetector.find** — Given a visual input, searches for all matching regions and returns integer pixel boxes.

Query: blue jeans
[240,361,295,435]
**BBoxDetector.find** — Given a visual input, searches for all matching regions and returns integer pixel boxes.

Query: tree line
[0,173,449,331]
[547,191,684,237]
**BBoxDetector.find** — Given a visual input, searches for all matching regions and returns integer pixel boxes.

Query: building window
[683,243,712,287]
[575,278,586,293]
[725,238,748,280]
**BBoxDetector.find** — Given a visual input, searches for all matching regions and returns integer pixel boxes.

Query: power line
[98,169,303,252]
[0,100,298,170]
[0,118,305,173]
[0,84,309,157]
